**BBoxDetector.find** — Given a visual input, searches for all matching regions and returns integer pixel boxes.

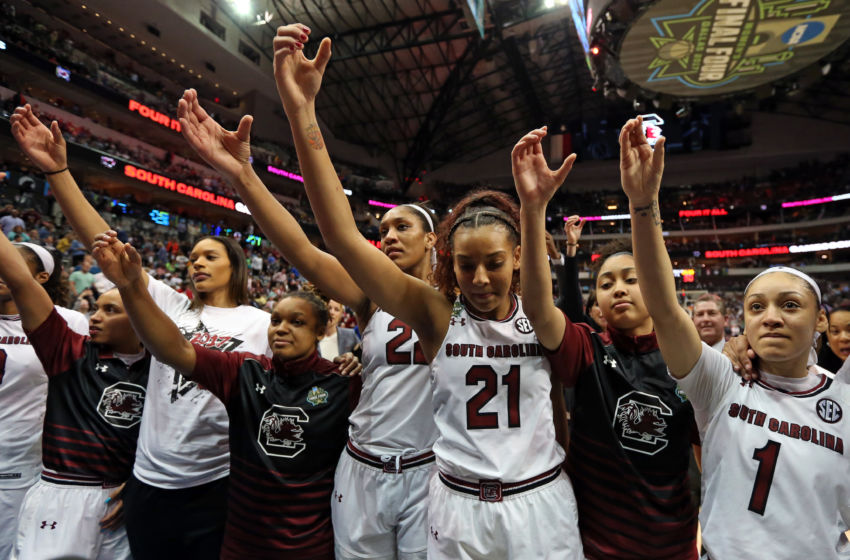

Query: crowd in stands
[0,160,361,326]
[0,1,393,195]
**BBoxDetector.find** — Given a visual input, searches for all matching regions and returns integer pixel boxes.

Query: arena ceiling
[21,0,850,186]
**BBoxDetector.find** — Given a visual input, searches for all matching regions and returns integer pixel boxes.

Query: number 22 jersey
[679,343,850,559]
[349,309,438,455]
[430,295,573,481]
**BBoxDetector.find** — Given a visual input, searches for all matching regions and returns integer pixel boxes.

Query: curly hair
[19,246,72,307]
[432,189,521,301]
[590,238,633,278]
[280,289,330,335]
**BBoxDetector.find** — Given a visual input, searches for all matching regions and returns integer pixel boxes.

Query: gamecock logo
[97,382,146,428]
[613,391,672,455]
[257,405,309,459]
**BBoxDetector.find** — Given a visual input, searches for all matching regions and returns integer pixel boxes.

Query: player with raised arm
[0,232,147,560]
[512,126,699,559]
[622,115,850,559]
[272,27,583,559]
[10,104,271,559]
[0,242,87,559]
[176,83,438,560]
[92,234,361,559]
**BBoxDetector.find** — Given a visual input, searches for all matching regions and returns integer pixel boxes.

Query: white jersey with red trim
[678,343,850,559]
[0,308,89,489]
[132,278,271,489]
[430,295,565,481]
[349,309,437,455]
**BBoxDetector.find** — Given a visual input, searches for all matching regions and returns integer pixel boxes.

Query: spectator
[692,293,727,351]
[7,225,31,242]
[0,209,25,235]
[68,254,95,295]
[318,299,360,360]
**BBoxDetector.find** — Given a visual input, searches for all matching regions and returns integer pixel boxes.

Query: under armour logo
[430,526,438,540]
[255,384,266,394]
[603,355,617,369]
[40,521,57,530]
[96,363,109,373]
[450,317,466,326]
[334,491,342,502]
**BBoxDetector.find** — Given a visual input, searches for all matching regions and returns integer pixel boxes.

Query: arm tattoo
[305,123,324,150]
[633,201,662,227]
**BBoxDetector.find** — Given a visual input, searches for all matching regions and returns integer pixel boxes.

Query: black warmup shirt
[28,308,150,482]
[192,346,354,560]
[553,316,699,559]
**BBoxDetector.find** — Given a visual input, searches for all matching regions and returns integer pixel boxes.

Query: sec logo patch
[514,317,533,334]
[817,398,842,424]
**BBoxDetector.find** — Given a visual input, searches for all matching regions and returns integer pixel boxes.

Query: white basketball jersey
[349,309,437,455]
[679,343,850,559]
[430,295,565,481]
[133,278,271,489]
[0,307,89,489]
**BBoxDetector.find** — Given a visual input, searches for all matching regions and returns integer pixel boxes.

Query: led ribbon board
[128,100,181,132]
[123,165,249,214]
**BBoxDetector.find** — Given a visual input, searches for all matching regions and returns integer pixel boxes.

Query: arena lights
[572,214,630,221]
[128,100,181,132]
[149,209,170,226]
[123,165,250,214]
[673,268,695,283]
[369,200,397,209]
[266,165,303,182]
[55,65,71,82]
[781,193,850,208]
[679,208,728,218]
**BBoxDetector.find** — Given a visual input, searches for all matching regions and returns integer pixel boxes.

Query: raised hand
[272,23,331,115]
[511,126,577,209]
[92,232,143,289]
[564,215,585,245]
[177,89,252,182]
[619,116,665,206]
[9,104,67,173]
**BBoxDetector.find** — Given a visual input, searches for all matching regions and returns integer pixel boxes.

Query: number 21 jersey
[431,295,566,481]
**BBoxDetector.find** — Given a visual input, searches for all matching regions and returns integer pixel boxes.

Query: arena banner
[619,0,850,95]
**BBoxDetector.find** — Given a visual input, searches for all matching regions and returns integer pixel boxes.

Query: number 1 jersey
[679,343,850,559]
[430,295,568,481]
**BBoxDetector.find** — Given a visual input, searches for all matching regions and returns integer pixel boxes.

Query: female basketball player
[176,86,438,559]
[0,243,87,559]
[512,126,698,559]
[92,234,359,559]
[621,115,850,559]
[272,27,583,559]
[10,104,270,558]
[0,232,145,560]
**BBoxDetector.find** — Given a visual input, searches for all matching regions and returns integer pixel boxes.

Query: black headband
[448,206,518,238]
